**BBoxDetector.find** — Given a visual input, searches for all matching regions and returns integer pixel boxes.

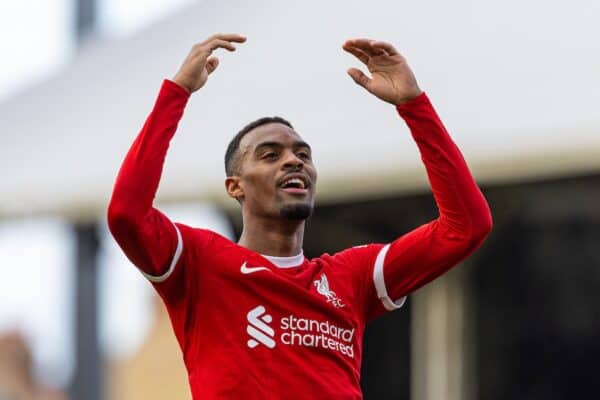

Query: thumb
[347,68,371,90]
[206,57,220,75]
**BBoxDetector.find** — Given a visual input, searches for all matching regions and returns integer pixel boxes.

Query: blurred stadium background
[1,0,599,399]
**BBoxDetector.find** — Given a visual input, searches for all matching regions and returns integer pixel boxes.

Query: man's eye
[297,152,311,160]
[263,152,278,159]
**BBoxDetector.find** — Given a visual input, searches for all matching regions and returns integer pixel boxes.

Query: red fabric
[107,80,492,399]
[365,93,494,317]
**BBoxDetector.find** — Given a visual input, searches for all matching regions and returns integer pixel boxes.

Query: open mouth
[279,175,310,194]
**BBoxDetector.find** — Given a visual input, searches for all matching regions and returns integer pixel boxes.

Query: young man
[108,33,492,399]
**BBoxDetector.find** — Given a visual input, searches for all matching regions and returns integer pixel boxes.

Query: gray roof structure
[2,0,599,218]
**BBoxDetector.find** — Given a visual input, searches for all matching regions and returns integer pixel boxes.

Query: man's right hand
[173,33,246,94]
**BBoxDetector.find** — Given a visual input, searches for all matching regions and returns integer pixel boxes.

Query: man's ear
[225,176,244,200]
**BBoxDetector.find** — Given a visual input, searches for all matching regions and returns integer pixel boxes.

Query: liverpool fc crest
[313,274,345,308]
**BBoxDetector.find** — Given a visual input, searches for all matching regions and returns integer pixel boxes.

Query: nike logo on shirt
[240,262,270,274]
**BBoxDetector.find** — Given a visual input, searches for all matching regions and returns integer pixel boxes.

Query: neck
[238,215,305,257]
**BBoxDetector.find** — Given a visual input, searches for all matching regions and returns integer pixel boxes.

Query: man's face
[228,122,317,220]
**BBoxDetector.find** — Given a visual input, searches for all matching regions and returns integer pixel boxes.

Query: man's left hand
[343,39,422,105]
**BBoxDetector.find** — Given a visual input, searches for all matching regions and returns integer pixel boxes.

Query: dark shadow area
[474,174,600,400]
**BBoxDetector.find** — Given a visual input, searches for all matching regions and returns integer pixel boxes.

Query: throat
[237,218,305,258]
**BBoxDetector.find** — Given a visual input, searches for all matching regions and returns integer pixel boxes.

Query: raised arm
[343,39,493,313]
[107,34,246,281]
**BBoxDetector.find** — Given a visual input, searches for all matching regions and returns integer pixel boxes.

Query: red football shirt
[107,80,492,399]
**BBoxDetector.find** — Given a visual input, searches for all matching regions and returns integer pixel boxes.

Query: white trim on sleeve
[373,244,407,311]
[141,222,183,283]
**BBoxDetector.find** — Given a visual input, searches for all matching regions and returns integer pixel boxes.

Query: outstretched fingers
[208,39,239,52]
[210,33,247,42]
[343,42,370,65]
[344,39,379,57]
[347,67,371,90]
[205,33,247,47]
[345,38,397,57]
[173,33,246,93]
[196,33,247,54]
[371,40,399,56]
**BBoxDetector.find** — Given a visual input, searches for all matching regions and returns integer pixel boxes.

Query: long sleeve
[369,92,493,316]
[107,79,190,281]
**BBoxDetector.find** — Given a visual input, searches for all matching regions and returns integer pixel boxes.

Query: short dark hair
[224,116,294,176]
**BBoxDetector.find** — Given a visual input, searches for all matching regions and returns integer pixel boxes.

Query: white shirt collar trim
[262,251,304,268]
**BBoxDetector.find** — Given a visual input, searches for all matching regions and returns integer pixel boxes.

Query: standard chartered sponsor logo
[246,305,355,358]
[280,315,355,358]
[247,305,276,349]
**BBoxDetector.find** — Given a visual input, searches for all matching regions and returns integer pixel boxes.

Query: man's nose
[282,151,304,170]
